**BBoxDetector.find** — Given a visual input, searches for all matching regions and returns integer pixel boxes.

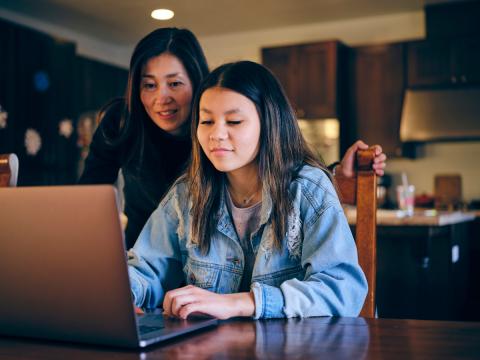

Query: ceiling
[0,0,433,46]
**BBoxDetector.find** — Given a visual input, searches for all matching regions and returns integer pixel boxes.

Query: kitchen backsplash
[386,141,480,202]
[298,118,340,166]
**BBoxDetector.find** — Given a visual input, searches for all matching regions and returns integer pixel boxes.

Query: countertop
[344,206,477,226]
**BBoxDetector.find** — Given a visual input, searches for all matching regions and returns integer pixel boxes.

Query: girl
[79,27,386,249]
[128,61,367,319]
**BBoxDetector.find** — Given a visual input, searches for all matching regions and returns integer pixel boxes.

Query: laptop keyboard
[137,314,165,335]
[138,325,164,334]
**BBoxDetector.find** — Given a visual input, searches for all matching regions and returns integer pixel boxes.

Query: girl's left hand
[163,285,255,320]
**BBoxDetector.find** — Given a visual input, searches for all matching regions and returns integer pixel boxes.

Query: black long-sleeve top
[78,102,191,249]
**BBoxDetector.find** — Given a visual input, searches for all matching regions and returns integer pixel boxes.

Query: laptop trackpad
[136,310,218,344]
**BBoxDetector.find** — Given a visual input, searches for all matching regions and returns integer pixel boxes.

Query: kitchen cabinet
[347,210,475,321]
[375,222,472,321]
[466,217,480,321]
[346,210,475,320]
[426,0,480,39]
[262,41,346,120]
[407,38,480,87]
[347,43,406,158]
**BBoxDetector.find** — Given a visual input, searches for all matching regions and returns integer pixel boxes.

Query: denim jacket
[128,164,367,319]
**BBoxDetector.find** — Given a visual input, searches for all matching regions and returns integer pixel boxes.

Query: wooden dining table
[1,316,479,359]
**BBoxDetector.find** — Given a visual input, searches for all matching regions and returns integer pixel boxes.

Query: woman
[80,27,386,249]
[128,61,367,319]
[79,28,209,247]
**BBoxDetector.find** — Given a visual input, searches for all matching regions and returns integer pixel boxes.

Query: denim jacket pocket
[183,258,220,291]
[253,265,304,287]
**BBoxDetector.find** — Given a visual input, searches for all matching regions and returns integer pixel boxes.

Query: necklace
[228,185,261,207]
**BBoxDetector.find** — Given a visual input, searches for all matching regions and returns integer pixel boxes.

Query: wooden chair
[335,148,377,318]
[0,153,19,187]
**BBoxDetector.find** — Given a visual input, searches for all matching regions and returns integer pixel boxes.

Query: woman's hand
[335,140,387,177]
[163,285,255,320]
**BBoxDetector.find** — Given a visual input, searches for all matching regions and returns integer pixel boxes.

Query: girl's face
[197,87,261,176]
[140,53,193,136]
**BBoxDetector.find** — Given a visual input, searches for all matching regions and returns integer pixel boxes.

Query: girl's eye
[227,120,242,125]
[200,120,213,125]
[169,81,183,88]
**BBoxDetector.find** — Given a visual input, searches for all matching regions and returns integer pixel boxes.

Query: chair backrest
[0,153,19,187]
[335,148,377,318]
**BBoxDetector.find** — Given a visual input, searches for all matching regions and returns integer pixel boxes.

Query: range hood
[400,88,480,142]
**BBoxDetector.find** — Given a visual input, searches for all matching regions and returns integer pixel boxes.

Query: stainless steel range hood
[400,88,480,142]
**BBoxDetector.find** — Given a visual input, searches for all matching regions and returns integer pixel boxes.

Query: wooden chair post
[336,148,377,318]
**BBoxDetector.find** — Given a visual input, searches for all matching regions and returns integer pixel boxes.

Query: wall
[199,11,425,67]
[0,7,131,68]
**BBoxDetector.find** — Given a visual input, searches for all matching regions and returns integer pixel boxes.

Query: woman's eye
[200,119,213,125]
[227,120,242,125]
[142,82,156,90]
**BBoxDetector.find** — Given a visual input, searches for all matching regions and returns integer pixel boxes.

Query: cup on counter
[396,185,415,216]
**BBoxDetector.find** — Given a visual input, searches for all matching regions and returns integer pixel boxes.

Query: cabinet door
[349,44,405,157]
[451,37,480,85]
[298,42,338,118]
[407,40,452,87]
[262,46,300,112]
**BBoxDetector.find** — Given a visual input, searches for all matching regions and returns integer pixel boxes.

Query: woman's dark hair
[187,61,329,253]
[100,28,209,166]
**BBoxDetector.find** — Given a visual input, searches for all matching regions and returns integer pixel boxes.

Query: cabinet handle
[451,76,457,83]
[461,75,467,83]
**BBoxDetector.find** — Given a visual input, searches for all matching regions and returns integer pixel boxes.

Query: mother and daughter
[81,28,386,319]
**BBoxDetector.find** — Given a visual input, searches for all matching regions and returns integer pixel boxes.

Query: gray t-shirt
[226,191,262,292]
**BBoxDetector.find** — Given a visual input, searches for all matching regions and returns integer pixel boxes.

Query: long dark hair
[100,28,209,167]
[188,61,329,254]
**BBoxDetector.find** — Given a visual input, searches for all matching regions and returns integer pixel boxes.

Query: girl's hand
[163,285,255,320]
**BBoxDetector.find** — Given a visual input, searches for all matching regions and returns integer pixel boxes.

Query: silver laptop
[0,185,218,348]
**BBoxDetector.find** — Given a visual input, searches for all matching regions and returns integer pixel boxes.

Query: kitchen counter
[344,206,476,226]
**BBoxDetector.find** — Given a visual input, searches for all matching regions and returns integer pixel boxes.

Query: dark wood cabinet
[348,44,406,158]
[261,45,299,112]
[262,41,345,119]
[451,38,480,85]
[407,38,480,87]
[298,42,341,119]
[375,222,472,321]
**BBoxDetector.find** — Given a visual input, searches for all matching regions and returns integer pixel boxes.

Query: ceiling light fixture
[151,9,174,20]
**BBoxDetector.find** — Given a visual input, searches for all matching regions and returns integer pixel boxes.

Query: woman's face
[197,87,261,176]
[140,53,193,136]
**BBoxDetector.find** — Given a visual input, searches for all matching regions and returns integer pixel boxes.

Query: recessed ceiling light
[151,9,174,20]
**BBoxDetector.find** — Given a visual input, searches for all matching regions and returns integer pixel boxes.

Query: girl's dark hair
[100,28,209,166]
[188,61,329,254]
